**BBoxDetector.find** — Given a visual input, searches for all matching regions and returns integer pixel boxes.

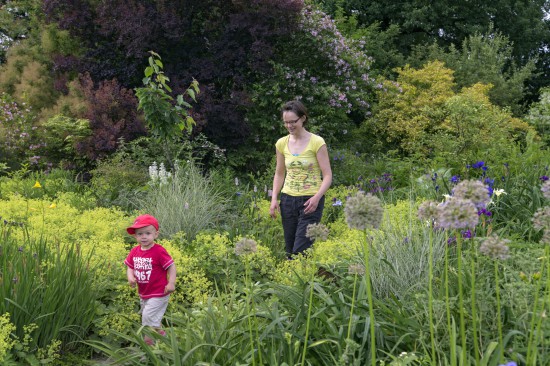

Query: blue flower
[472,161,485,169]
[451,175,460,183]
[332,199,343,206]
[498,361,517,366]
[484,177,495,187]
[540,175,549,181]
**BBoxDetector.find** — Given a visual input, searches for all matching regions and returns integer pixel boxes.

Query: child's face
[133,225,159,249]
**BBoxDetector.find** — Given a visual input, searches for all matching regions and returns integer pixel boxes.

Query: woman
[269,100,332,258]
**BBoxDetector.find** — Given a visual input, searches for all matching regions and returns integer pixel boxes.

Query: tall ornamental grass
[136,160,229,241]
[0,225,100,357]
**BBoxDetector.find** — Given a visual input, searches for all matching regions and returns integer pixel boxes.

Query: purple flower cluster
[357,173,394,195]
[452,180,491,208]
[296,6,375,116]
[437,198,479,229]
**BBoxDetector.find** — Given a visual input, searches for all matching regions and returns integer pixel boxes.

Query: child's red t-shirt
[124,243,174,299]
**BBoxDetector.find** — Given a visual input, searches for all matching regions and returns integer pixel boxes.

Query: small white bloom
[235,177,239,186]
[493,188,507,197]
[442,194,452,201]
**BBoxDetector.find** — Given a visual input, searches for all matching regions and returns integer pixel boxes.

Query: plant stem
[525,245,548,364]
[428,227,436,365]
[456,236,466,364]
[245,261,256,366]
[470,242,479,365]
[364,235,376,366]
[347,273,358,340]
[444,237,456,366]
[301,266,316,366]
[494,260,504,363]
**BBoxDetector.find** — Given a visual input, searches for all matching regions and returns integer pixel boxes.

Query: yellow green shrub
[0,195,129,268]
[158,239,212,305]
[0,313,16,362]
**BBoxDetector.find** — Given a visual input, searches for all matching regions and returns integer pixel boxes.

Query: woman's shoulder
[276,135,289,144]
[275,135,289,150]
[309,133,326,145]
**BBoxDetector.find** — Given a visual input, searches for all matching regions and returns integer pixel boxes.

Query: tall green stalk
[300,270,316,366]
[364,236,376,366]
[456,236,467,364]
[525,245,548,364]
[470,242,480,365]
[444,235,456,366]
[244,259,257,366]
[494,260,504,363]
[428,227,436,365]
[347,273,359,340]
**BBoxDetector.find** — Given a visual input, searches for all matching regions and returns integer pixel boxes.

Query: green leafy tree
[134,51,199,164]
[526,87,550,146]
[409,30,536,115]
[365,61,536,168]
[316,0,549,105]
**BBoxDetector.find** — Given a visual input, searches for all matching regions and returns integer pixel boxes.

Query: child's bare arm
[127,267,137,287]
[164,264,177,293]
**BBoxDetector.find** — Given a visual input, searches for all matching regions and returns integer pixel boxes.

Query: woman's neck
[291,128,309,140]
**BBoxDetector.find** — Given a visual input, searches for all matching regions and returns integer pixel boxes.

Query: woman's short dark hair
[282,100,309,125]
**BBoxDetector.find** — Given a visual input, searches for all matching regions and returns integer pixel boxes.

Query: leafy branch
[135,51,199,142]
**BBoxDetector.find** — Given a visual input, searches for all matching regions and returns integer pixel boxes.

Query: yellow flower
[49,203,57,209]
[32,181,42,188]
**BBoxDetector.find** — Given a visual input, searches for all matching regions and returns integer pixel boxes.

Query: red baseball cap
[126,214,159,235]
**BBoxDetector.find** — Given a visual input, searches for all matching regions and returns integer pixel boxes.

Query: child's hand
[128,276,137,288]
[164,282,175,294]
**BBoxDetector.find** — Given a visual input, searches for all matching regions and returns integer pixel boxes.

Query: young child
[124,214,176,345]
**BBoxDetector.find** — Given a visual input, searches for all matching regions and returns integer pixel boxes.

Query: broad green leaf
[188,89,196,101]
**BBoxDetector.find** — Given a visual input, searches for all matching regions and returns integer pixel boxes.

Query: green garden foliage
[1,1,550,364]
[409,30,536,115]
[526,87,550,146]
[365,61,536,168]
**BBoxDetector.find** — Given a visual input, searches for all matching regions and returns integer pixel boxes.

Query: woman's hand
[304,196,320,215]
[270,200,280,218]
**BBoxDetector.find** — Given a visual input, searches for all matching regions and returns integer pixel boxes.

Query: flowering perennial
[348,263,366,276]
[479,234,510,260]
[437,198,479,229]
[234,238,258,256]
[305,223,330,242]
[541,180,550,200]
[344,192,383,230]
[452,179,491,208]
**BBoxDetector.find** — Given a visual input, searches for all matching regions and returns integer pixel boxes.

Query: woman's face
[282,111,303,134]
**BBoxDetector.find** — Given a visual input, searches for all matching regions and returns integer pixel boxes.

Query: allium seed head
[436,198,479,229]
[540,229,550,245]
[235,238,258,256]
[305,223,330,242]
[418,200,439,222]
[348,263,366,276]
[479,234,510,260]
[541,180,550,200]
[344,192,383,230]
[452,180,491,208]
[532,206,550,231]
